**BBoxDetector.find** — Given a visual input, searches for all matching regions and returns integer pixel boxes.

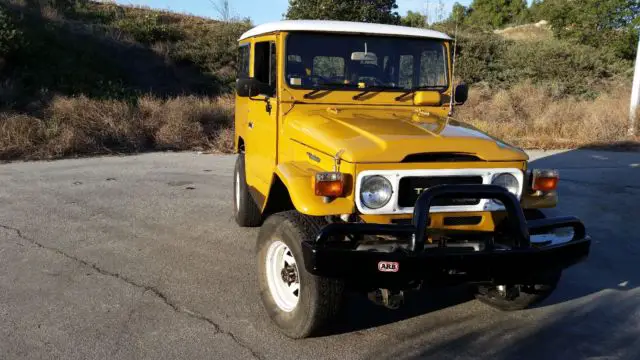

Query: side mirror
[454,83,469,104]
[236,78,271,98]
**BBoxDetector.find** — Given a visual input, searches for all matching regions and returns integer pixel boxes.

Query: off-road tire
[256,211,344,339]
[233,154,262,227]
[474,270,562,311]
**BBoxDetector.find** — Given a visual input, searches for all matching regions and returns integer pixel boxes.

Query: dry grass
[458,82,639,149]
[0,94,235,160]
[2,83,639,161]
[494,21,553,41]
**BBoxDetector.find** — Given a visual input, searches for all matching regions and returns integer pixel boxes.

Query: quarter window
[237,44,250,78]
[254,41,277,96]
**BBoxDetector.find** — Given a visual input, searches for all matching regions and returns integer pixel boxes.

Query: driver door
[245,37,278,202]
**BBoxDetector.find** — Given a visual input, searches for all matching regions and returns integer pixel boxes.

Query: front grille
[397,176,484,207]
[443,216,483,226]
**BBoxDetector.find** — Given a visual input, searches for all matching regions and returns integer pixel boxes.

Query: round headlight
[492,173,520,196]
[360,176,393,209]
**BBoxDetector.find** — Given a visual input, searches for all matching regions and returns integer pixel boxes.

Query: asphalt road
[1,149,639,360]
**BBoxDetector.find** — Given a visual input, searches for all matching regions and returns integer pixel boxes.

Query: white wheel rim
[265,240,300,312]
[234,169,241,213]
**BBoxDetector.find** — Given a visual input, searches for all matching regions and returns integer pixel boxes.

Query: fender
[273,162,355,216]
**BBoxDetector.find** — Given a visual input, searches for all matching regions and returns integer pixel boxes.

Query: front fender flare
[274,162,355,216]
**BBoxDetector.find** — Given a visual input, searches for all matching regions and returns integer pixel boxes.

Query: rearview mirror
[454,83,468,104]
[236,78,271,98]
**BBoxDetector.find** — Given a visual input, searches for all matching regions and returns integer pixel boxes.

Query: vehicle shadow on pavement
[329,286,475,336]
[363,148,640,359]
[528,148,640,305]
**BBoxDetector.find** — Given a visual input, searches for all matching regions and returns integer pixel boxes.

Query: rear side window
[238,44,250,78]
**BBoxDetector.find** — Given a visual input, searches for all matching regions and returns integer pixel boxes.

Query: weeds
[458,82,638,149]
[0,94,235,160]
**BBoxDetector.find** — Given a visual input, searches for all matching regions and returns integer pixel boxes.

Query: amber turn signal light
[532,169,559,192]
[315,172,345,197]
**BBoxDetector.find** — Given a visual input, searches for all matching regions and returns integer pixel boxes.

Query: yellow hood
[285,106,528,163]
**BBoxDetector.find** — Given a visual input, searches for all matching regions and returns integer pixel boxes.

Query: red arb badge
[378,261,399,272]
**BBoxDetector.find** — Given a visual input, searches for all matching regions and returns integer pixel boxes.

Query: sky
[115,0,473,26]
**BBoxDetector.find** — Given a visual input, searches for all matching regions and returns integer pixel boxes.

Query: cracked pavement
[0,149,639,360]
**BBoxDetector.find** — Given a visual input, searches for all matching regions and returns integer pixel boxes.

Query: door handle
[248,121,253,129]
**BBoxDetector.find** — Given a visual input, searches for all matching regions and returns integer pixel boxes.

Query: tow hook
[368,288,405,310]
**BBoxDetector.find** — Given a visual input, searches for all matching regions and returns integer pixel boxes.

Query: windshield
[285,33,449,91]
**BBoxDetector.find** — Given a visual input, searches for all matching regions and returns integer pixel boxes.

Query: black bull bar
[301,185,591,286]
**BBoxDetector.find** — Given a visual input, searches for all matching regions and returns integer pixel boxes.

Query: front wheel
[256,211,344,339]
[474,270,562,311]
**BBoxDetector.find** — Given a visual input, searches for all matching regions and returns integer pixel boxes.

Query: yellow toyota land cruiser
[232,20,591,339]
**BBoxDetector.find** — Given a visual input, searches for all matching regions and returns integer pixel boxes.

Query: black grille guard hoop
[315,184,588,253]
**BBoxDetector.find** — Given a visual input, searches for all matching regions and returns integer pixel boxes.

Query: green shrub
[502,39,629,98]
[114,13,183,44]
[0,7,22,57]
[455,31,509,85]
[453,31,631,98]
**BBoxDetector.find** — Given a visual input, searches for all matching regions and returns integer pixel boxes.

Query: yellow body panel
[360,211,507,234]
[235,29,555,229]
[275,162,356,215]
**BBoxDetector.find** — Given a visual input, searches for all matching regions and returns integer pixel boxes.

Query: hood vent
[401,152,483,163]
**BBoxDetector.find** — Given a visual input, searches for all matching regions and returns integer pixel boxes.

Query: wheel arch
[236,136,245,153]
[263,174,295,218]
[268,162,355,216]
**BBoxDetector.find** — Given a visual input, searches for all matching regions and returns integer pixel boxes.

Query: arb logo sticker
[378,261,399,272]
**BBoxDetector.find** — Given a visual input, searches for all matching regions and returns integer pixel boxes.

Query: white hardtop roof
[239,20,451,41]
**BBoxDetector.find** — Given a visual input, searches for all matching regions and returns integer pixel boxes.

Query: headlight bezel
[360,175,393,209]
[491,172,521,198]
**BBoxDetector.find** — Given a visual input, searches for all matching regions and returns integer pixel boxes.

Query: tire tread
[234,154,262,227]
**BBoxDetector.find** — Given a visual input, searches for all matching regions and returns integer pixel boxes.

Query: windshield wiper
[303,83,359,99]
[394,86,444,101]
[352,85,403,100]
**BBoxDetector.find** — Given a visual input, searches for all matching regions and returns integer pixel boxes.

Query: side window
[420,48,447,87]
[254,41,276,96]
[237,44,250,78]
[399,55,414,89]
[312,56,344,78]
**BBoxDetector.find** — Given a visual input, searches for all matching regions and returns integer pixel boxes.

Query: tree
[449,2,470,24]
[211,0,231,22]
[286,0,401,25]
[0,8,21,59]
[401,10,427,28]
[465,0,528,28]
[534,0,640,60]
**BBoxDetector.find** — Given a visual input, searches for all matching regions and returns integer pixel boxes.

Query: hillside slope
[0,2,637,160]
[0,1,247,159]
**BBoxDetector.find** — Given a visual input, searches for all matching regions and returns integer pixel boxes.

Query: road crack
[0,224,264,360]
